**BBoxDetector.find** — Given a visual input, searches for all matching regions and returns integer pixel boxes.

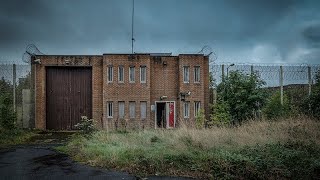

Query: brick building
[33,53,209,130]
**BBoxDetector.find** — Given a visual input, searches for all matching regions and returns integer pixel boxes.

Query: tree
[215,71,267,124]
[262,92,291,120]
[0,77,16,129]
[302,70,320,119]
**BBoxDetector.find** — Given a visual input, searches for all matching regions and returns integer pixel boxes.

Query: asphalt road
[0,133,191,180]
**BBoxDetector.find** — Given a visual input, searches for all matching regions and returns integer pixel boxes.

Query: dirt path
[0,132,191,180]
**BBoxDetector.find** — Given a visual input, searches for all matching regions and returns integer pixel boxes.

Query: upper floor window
[108,66,113,82]
[107,101,113,118]
[194,66,200,83]
[118,66,124,83]
[183,66,189,83]
[184,101,190,118]
[194,101,201,117]
[129,66,135,83]
[140,66,146,83]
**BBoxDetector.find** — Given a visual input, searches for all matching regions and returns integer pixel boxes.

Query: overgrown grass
[0,128,38,148]
[58,117,320,179]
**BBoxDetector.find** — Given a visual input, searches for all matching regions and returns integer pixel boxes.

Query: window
[129,101,135,118]
[118,66,124,83]
[107,102,113,118]
[183,101,190,118]
[183,66,189,83]
[194,101,201,117]
[108,66,113,82]
[194,66,200,83]
[118,101,125,118]
[140,66,146,83]
[129,66,135,83]
[140,101,147,119]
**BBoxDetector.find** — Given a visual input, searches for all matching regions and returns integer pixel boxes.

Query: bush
[208,101,232,127]
[0,94,16,129]
[263,92,291,119]
[301,70,320,119]
[195,109,205,129]
[74,116,95,134]
[216,71,267,124]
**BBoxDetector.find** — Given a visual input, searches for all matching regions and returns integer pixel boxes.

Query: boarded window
[140,66,146,83]
[194,66,200,82]
[194,101,201,117]
[184,101,190,118]
[118,101,125,118]
[183,66,189,83]
[129,101,135,118]
[129,67,135,83]
[107,102,113,118]
[118,66,124,82]
[108,66,113,82]
[140,101,147,119]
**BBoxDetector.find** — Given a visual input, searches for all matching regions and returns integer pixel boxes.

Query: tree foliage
[302,70,320,119]
[0,77,16,129]
[262,92,291,120]
[215,71,267,124]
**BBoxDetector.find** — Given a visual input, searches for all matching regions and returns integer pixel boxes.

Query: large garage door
[46,67,92,130]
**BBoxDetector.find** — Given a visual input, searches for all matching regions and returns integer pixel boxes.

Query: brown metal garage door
[46,67,92,130]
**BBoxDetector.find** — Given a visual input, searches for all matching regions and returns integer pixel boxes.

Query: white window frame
[183,101,190,118]
[129,66,135,83]
[108,66,113,83]
[107,102,113,118]
[118,101,125,119]
[118,66,124,83]
[140,101,147,119]
[183,66,190,83]
[194,66,200,83]
[194,101,201,117]
[140,66,146,83]
[129,101,135,118]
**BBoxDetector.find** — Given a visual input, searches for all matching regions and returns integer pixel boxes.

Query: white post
[13,64,16,112]
[308,66,312,96]
[280,66,284,105]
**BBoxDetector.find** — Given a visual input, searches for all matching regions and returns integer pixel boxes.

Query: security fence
[0,63,33,128]
[210,63,320,116]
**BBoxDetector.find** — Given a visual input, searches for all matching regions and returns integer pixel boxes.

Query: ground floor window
[194,101,201,117]
[129,101,135,118]
[118,101,125,118]
[140,101,147,119]
[107,102,113,118]
[184,101,190,118]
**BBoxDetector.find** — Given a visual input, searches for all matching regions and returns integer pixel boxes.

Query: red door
[168,102,175,128]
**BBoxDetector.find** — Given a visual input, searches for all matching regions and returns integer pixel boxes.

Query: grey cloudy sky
[0,0,320,64]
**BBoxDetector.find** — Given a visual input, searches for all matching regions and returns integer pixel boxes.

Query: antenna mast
[131,0,135,54]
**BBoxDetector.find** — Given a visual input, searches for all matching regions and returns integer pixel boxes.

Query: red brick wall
[33,54,209,130]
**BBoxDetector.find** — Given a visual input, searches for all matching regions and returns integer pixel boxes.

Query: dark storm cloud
[0,0,319,63]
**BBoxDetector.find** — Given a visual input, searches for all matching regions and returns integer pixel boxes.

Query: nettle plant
[75,116,95,134]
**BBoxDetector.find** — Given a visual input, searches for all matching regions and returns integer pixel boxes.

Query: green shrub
[263,92,291,119]
[209,101,232,127]
[301,70,320,119]
[195,109,205,129]
[0,94,16,130]
[74,116,95,134]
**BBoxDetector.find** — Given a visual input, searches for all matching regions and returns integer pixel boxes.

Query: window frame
[194,101,201,117]
[118,66,124,83]
[183,66,190,83]
[129,101,136,118]
[118,101,125,119]
[140,101,147,119]
[140,66,146,83]
[107,66,113,83]
[194,66,200,83]
[129,66,135,83]
[107,101,113,118]
[183,101,190,118]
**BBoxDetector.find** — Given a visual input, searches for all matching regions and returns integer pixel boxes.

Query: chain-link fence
[210,63,320,114]
[0,63,33,128]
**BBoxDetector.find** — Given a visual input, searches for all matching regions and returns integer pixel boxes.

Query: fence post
[280,65,284,105]
[308,66,312,96]
[251,65,254,75]
[13,64,16,112]
[221,64,225,82]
